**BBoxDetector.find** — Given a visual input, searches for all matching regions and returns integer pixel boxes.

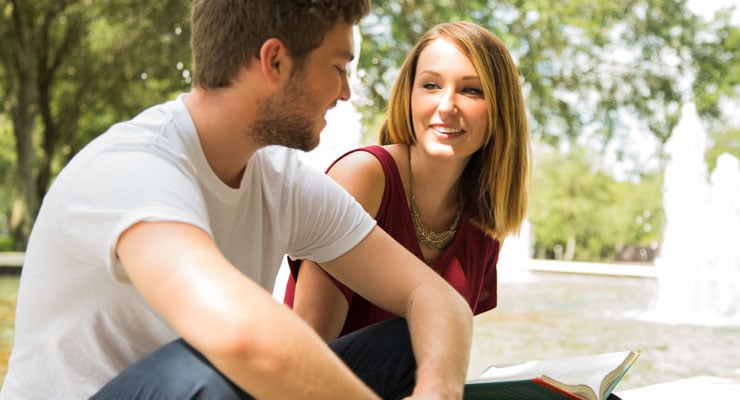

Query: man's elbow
[408,278,473,322]
[198,319,293,379]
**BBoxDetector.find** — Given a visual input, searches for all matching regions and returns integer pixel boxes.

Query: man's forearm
[319,227,474,397]
[212,305,381,399]
[405,281,473,399]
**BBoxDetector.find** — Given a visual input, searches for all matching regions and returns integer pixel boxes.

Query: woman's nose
[438,90,458,115]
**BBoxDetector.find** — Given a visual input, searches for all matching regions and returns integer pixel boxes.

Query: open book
[464,350,640,400]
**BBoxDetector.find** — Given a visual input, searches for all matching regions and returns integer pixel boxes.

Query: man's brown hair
[191,0,370,89]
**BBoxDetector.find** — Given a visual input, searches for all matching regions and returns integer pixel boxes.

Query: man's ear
[258,38,290,83]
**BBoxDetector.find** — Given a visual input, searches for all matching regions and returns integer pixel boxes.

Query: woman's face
[410,38,489,161]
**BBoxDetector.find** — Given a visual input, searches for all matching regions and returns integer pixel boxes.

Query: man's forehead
[317,22,355,60]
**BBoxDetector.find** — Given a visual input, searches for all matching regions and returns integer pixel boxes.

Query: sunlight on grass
[0,275,19,383]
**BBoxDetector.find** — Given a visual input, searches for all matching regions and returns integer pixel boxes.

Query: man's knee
[92,339,251,400]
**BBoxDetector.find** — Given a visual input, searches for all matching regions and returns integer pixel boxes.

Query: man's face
[251,22,355,151]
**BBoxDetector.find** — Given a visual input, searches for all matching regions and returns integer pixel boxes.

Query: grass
[0,275,19,383]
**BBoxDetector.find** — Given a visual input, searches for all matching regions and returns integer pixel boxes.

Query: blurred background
[1,0,738,260]
[1,0,738,393]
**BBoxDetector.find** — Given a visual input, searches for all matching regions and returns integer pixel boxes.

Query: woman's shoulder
[325,147,391,216]
[329,145,402,176]
[328,147,383,177]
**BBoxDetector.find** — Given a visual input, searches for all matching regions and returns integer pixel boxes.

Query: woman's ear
[258,38,289,83]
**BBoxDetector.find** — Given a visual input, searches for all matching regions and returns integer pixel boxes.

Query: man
[0,1,472,399]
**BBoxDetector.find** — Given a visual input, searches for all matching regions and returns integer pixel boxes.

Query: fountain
[649,103,740,326]
[497,220,535,283]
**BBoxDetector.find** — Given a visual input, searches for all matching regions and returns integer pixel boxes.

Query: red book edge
[532,376,587,400]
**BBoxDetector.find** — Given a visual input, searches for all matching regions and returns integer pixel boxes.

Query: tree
[0,115,14,240]
[529,146,614,261]
[608,173,664,261]
[356,0,486,134]
[357,1,737,263]
[0,0,191,249]
[1,0,737,251]
[528,143,665,262]
[358,0,740,148]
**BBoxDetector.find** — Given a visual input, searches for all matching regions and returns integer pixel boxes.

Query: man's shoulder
[115,96,190,136]
[91,96,194,160]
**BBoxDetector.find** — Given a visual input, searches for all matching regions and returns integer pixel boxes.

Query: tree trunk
[8,0,39,250]
[10,75,38,251]
[564,225,576,261]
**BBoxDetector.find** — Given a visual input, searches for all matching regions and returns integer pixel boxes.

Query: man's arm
[117,221,380,399]
[321,226,473,399]
[293,151,384,342]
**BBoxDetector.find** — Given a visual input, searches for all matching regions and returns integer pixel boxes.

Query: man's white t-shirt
[0,96,375,399]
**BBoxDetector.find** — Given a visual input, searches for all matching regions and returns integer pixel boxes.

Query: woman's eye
[422,82,439,90]
[463,87,484,96]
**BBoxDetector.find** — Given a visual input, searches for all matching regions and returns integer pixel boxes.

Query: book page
[473,351,639,400]
[600,351,641,396]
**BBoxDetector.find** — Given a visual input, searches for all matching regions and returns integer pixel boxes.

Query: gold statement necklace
[408,145,463,250]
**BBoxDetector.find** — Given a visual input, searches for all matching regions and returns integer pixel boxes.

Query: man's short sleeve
[53,149,210,282]
[286,161,376,264]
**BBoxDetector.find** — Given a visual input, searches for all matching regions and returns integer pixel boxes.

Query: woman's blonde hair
[380,21,531,239]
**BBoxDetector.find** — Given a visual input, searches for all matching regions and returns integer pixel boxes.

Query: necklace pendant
[407,145,462,251]
[410,196,460,250]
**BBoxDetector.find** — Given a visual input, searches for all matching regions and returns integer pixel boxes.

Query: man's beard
[251,75,321,152]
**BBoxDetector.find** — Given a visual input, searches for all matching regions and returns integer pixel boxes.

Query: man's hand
[322,226,473,399]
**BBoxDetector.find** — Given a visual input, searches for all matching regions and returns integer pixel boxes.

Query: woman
[284,21,531,341]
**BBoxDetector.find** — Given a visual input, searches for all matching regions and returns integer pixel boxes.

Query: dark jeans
[91,318,416,400]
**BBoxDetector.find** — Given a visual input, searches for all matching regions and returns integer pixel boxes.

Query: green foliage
[706,127,740,173]
[34,0,192,168]
[0,236,12,251]
[0,116,13,181]
[0,0,193,159]
[606,173,665,259]
[528,145,664,262]
[529,146,611,260]
[0,117,13,235]
[0,0,192,247]
[359,0,740,150]
[0,0,737,254]
[356,0,738,263]
[691,8,740,124]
